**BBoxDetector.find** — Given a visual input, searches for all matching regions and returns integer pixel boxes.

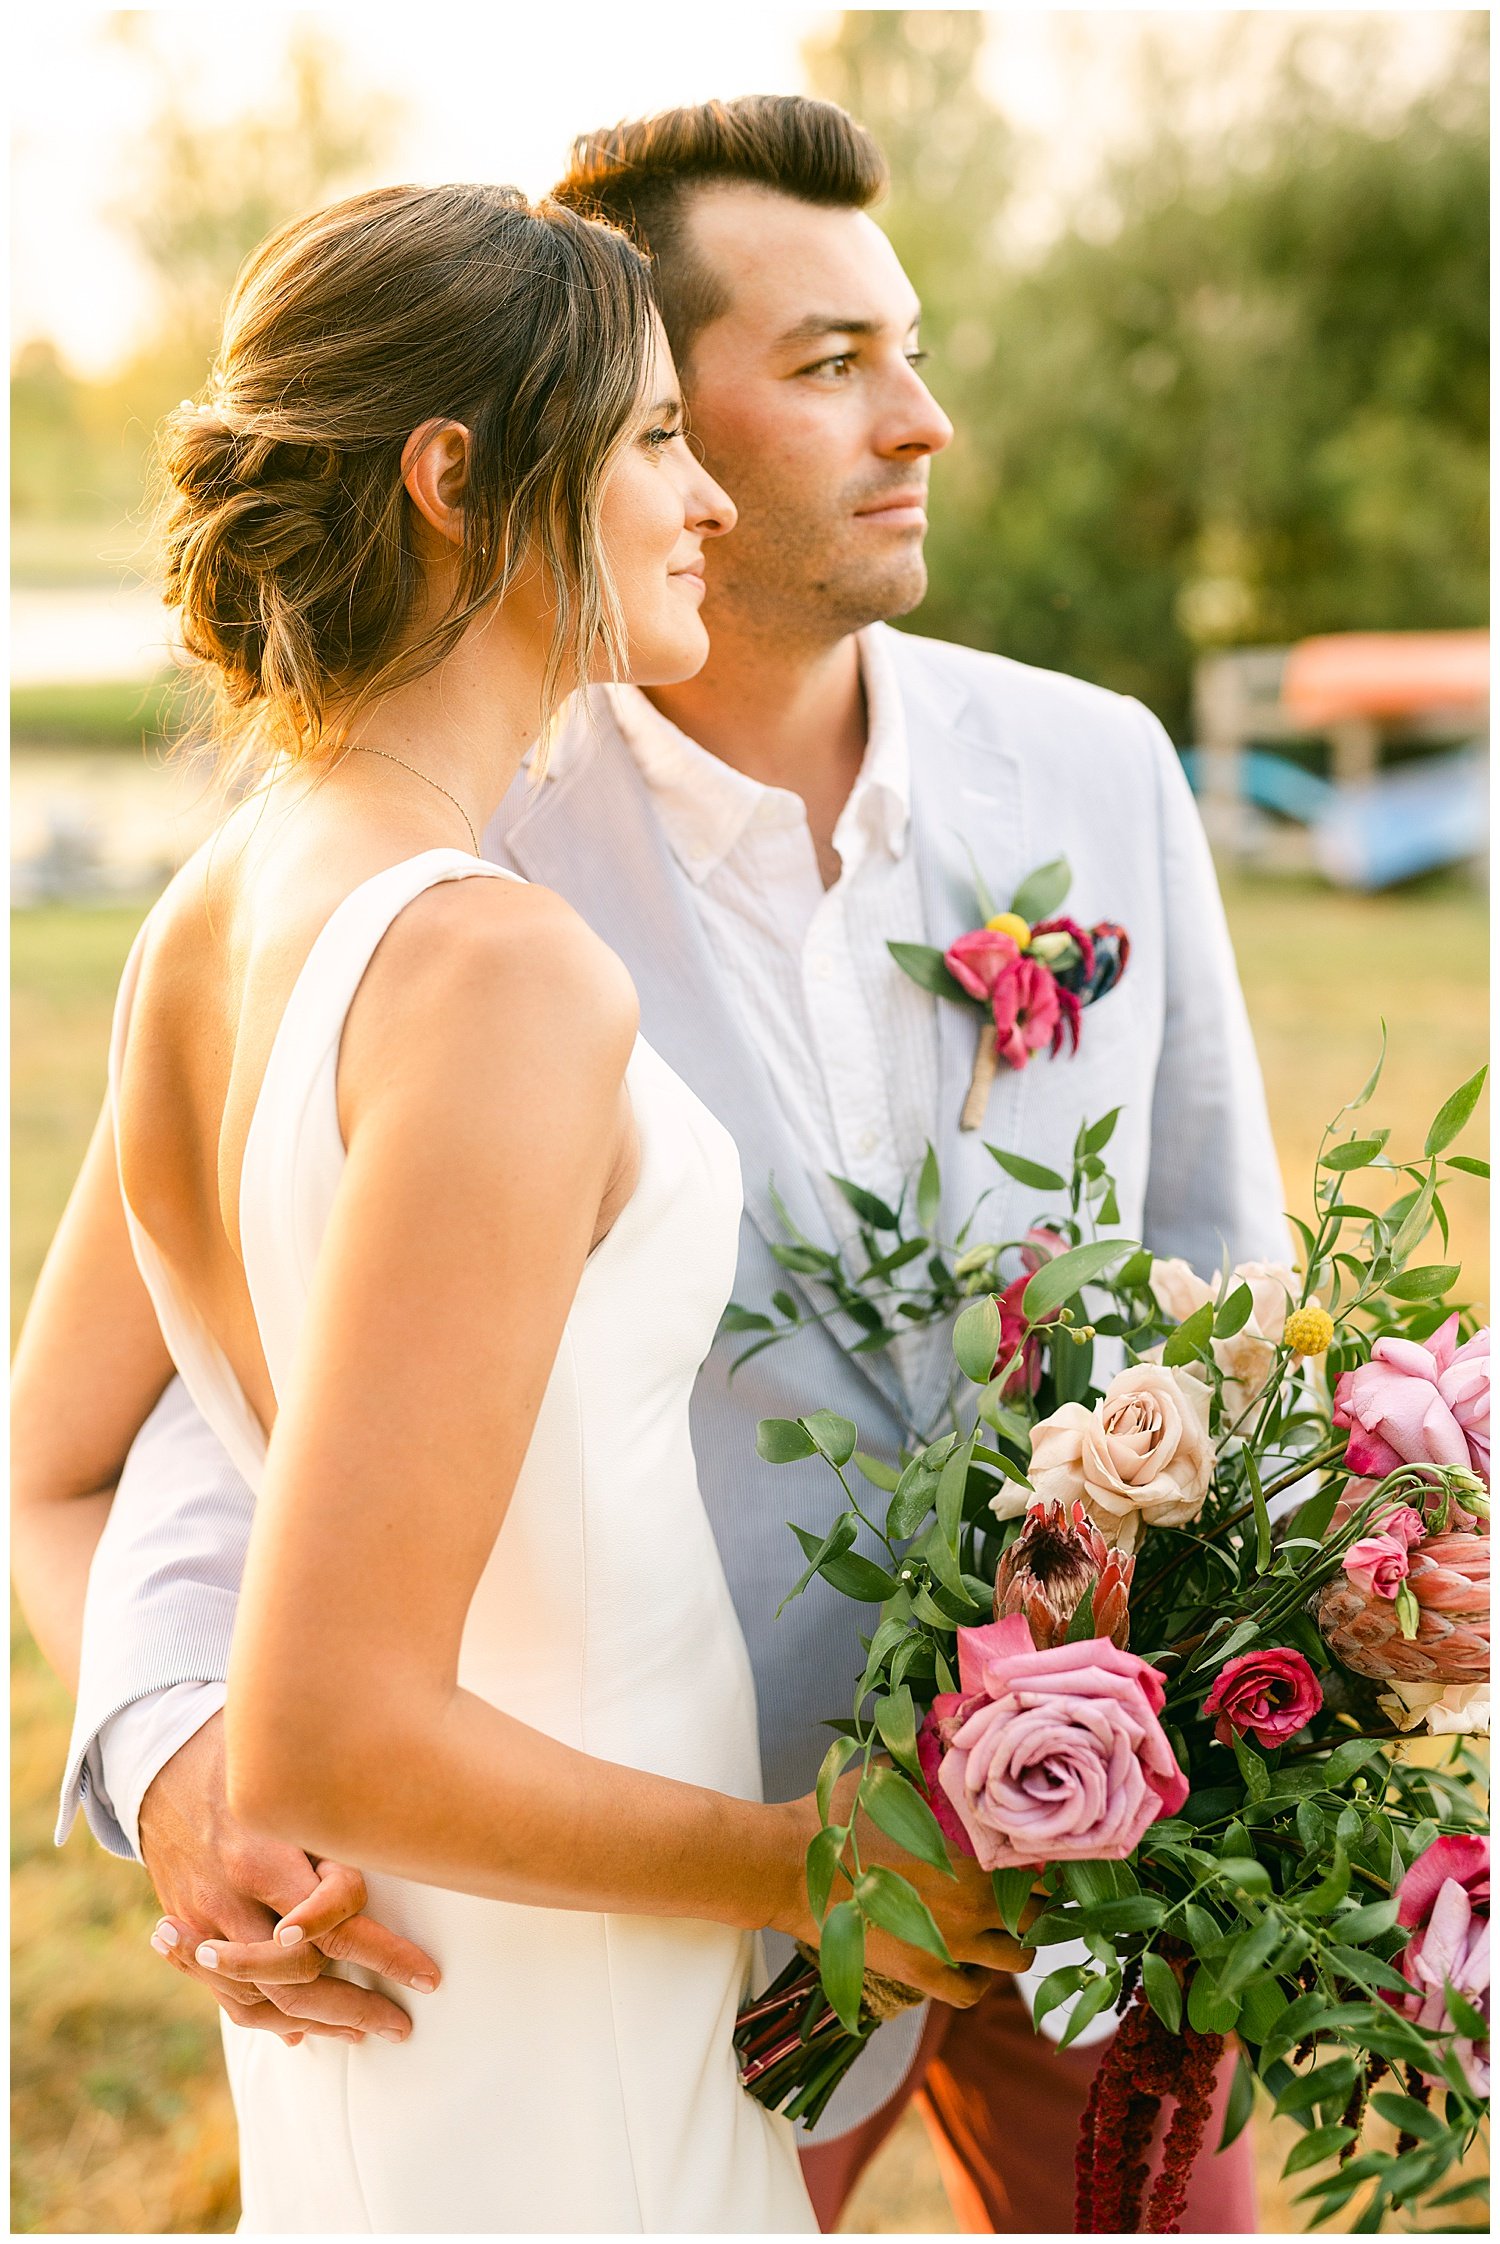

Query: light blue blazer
[59,627,1289,2133]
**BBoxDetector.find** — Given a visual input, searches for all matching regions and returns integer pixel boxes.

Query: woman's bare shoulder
[341,874,641,1116]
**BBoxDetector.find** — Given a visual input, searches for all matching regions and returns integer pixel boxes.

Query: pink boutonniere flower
[889,856,1132,1130]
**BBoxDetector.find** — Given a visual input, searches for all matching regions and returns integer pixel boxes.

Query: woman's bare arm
[225,881,1019,1988]
[11,1104,175,1691]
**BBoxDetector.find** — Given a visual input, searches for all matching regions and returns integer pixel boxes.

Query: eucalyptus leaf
[818,1900,867,2033]
[861,1764,955,1876]
[758,1417,818,1463]
[1142,1950,1183,2032]
[873,1684,921,1780]
[815,1735,859,1826]
[1010,855,1071,922]
[1031,1963,1088,2029]
[888,939,966,1000]
[993,1864,1037,1938]
[805,1826,843,1922]
[953,1297,1002,1384]
[1022,1236,1139,1319]
[855,1864,953,1964]
[1320,1136,1389,1172]
[986,1145,1067,1191]
[1348,1020,1387,1110]
[803,1410,859,1467]
[1384,1262,1460,1301]
[1163,1300,1215,1364]
[1056,1972,1120,2050]
[853,1451,901,1493]
[916,1143,942,1233]
[1424,1064,1488,1156]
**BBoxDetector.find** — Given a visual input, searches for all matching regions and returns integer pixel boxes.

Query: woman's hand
[773,1777,1040,2009]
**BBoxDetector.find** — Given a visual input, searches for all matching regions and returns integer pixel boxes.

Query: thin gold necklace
[352,745,480,854]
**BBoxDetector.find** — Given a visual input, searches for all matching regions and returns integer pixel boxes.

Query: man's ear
[401,419,471,547]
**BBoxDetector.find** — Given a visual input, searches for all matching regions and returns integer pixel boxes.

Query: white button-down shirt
[605,625,941,1392]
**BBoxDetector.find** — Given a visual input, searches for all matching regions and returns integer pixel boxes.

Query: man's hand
[138,1712,440,2044]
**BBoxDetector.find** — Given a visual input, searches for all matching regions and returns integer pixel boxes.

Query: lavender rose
[1389,1833,1490,2095]
[931,1613,1188,1869]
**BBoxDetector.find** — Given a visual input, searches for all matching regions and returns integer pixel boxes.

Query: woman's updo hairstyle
[158,182,656,771]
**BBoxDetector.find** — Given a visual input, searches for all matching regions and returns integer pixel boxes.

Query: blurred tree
[11,21,398,558]
[105,17,399,382]
[810,12,1488,734]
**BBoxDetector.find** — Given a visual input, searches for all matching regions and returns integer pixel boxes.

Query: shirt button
[859,1129,879,1156]
[811,956,833,980]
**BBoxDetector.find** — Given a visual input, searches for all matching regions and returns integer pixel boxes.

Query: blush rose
[1008,1362,1216,1553]
[928,1613,1188,1870]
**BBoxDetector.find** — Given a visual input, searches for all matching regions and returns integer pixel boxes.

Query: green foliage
[742,1050,1487,2214]
[809,13,1488,732]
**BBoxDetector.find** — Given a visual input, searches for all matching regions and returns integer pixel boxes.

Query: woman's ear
[401,419,472,547]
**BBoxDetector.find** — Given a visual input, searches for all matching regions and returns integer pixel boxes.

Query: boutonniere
[888,855,1130,1130]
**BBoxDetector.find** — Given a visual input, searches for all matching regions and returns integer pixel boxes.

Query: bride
[12,182,1028,2232]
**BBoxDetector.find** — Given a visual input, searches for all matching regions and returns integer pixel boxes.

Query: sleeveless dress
[108,849,816,2234]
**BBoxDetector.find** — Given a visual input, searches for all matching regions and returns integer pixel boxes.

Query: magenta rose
[944,927,1021,1001]
[1334,1316,1491,1484]
[992,1227,1067,1398]
[991,955,1061,1071]
[1202,1647,1323,1749]
[1389,1833,1490,2095]
[931,1613,1188,1870]
[916,1692,981,1857]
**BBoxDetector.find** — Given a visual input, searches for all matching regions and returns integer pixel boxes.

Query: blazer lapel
[497,706,911,1423]
[898,638,1035,1429]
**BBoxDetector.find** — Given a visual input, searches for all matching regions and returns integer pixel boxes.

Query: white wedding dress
[109,849,815,2234]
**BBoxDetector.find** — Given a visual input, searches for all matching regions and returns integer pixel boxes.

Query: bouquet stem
[734,1948,922,2131]
[961,1020,999,1132]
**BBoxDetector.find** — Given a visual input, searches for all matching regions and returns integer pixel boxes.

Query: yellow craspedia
[1283,1305,1335,1358]
[985,911,1032,947]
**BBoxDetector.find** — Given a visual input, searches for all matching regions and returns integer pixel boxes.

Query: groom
[54,96,1279,2230]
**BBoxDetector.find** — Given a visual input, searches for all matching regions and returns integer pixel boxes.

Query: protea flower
[1316,1528,1489,1682]
[993,1498,1134,1649]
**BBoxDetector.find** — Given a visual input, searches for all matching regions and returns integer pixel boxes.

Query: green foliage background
[809,12,1488,732]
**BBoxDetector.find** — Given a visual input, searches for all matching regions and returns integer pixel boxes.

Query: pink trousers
[798,1978,1258,2234]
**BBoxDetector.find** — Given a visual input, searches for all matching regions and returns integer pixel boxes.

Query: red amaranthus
[1074,1986,1223,2233]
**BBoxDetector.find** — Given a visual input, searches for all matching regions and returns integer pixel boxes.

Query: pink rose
[944,927,1021,1001]
[1333,1316,1491,1484]
[933,1613,1188,1869]
[1390,1834,1489,2095]
[1202,1647,1323,1749]
[1343,1530,1415,1600]
[990,955,1061,1071]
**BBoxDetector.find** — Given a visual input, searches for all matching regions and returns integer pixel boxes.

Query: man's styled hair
[552,95,888,365]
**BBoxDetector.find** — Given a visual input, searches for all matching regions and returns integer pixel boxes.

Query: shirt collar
[603,626,912,886]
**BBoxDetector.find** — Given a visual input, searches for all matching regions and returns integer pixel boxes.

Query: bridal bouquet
[731,1046,1489,2232]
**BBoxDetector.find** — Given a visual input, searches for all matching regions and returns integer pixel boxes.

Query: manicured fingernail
[286,2032,304,2046]
[154,1921,179,1948]
[378,2028,405,2042]
[276,1925,304,1947]
[195,1944,218,1969]
[150,1933,173,1957]
[339,2030,364,2043]
[410,1974,437,1993]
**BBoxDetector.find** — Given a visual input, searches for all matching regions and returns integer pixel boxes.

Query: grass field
[10,865,1488,2234]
